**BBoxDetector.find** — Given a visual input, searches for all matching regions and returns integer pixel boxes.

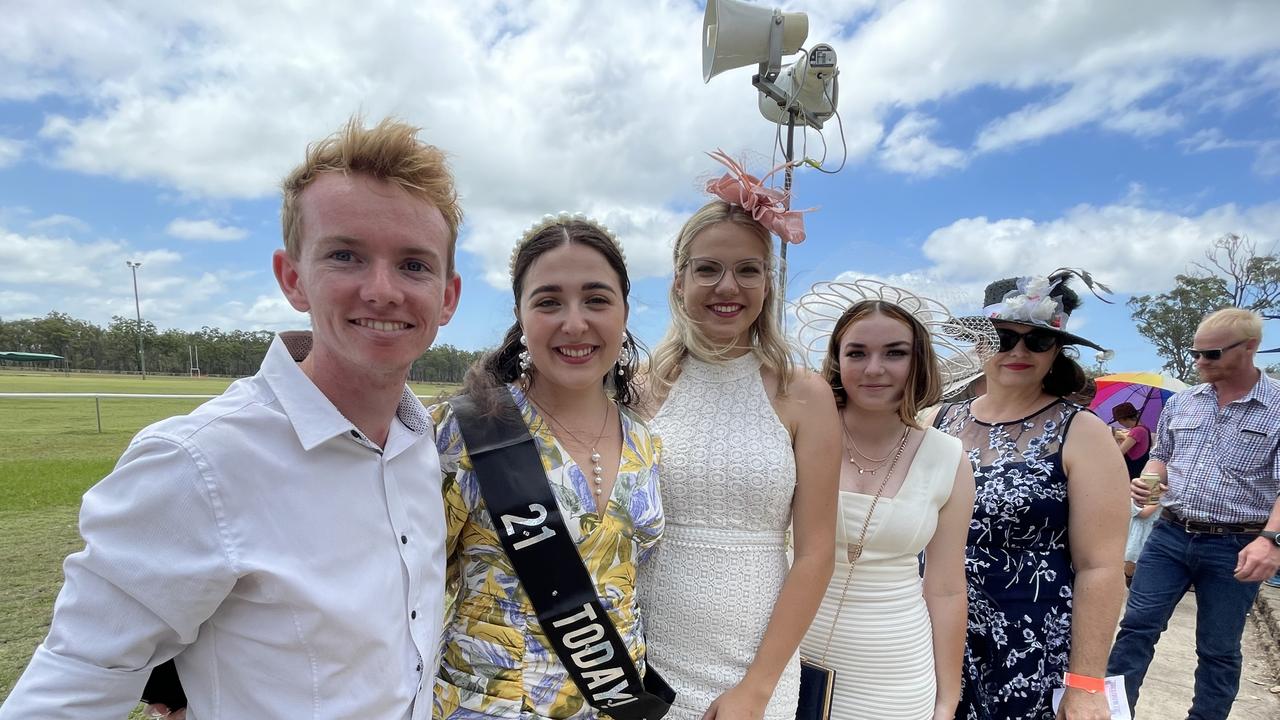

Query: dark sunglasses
[1188,339,1247,361]
[995,327,1059,353]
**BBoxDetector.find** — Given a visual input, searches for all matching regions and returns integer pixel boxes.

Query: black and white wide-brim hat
[980,269,1110,352]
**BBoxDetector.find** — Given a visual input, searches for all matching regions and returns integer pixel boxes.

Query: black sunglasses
[995,327,1059,353]
[1188,339,1247,361]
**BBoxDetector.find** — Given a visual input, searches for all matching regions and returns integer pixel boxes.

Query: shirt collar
[1191,368,1278,407]
[1245,369,1280,407]
[261,331,430,451]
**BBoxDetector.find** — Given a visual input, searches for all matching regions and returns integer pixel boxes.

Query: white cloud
[826,269,987,312]
[166,218,248,242]
[0,137,22,167]
[28,213,90,233]
[809,199,1280,367]
[0,224,233,329]
[241,294,308,331]
[1254,141,1280,177]
[1179,128,1240,153]
[1180,128,1280,177]
[975,72,1176,153]
[836,1,1280,163]
[918,200,1280,293]
[0,289,40,310]
[2,230,127,289]
[878,112,967,176]
[15,0,781,286]
[3,0,1279,286]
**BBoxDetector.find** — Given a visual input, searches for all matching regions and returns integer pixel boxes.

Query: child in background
[1111,402,1150,480]
[1112,402,1156,585]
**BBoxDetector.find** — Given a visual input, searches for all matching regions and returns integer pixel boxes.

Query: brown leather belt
[1161,509,1265,535]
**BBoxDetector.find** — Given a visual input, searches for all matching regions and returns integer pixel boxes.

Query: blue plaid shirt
[1152,370,1280,524]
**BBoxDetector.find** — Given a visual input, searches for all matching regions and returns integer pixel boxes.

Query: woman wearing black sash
[430,214,667,719]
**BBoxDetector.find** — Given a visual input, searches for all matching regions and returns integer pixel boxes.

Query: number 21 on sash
[501,503,557,550]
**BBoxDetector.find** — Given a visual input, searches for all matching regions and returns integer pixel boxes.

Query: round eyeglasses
[687,257,768,288]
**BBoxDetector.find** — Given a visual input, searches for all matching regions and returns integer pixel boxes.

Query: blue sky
[2,0,1279,373]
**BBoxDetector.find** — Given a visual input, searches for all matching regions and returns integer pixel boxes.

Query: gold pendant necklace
[840,422,909,476]
[844,427,911,563]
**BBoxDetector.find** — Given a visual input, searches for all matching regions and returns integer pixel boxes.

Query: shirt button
[417,663,423,672]
[401,534,408,544]
[411,610,418,619]
[350,429,360,438]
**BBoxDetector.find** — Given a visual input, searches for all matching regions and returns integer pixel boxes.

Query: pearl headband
[509,212,625,279]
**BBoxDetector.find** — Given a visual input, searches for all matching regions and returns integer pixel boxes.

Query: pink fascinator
[704,149,810,245]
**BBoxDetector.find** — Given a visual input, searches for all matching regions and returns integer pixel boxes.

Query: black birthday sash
[450,391,674,720]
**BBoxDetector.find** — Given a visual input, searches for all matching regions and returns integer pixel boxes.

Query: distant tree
[1128,274,1230,383]
[0,312,484,381]
[1129,234,1279,383]
[1194,233,1280,309]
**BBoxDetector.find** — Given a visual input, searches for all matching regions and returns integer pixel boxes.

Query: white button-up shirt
[0,333,445,719]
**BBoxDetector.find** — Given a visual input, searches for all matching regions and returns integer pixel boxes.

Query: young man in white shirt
[0,116,462,719]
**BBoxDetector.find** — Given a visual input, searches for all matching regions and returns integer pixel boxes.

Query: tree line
[0,313,484,383]
[6,233,1275,385]
[1128,233,1279,383]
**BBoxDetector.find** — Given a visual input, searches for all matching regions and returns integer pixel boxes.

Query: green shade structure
[0,351,65,362]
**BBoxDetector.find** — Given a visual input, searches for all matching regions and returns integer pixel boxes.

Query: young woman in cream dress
[796,286,980,720]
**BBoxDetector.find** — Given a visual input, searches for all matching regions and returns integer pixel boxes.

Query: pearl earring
[518,334,533,385]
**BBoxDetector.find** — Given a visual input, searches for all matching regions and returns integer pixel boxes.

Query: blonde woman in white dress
[795,284,990,720]
[638,159,840,720]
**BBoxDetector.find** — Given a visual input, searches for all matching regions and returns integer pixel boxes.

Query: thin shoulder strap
[931,402,953,430]
[1059,400,1092,442]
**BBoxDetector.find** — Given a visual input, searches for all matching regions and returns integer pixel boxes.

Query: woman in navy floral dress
[933,271,1127,720]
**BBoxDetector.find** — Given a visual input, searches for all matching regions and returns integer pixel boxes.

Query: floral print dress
[430,385,665,720]
[934,398,1086,720]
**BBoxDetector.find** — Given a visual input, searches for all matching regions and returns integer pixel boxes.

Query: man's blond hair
[1199,307,1263,341]
[281,116,462,274]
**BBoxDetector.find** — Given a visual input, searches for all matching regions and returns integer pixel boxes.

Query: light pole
[126,260,146,379]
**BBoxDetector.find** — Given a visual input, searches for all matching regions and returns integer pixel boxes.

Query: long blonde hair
[649,200,795,403]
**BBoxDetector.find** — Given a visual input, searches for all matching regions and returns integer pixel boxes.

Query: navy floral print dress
[934,398,1086,720]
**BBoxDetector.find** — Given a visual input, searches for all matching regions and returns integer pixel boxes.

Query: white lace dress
[640,353,799,720]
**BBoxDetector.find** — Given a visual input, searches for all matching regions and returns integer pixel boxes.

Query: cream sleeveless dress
[640,352,800,720]
[799,427,961,720]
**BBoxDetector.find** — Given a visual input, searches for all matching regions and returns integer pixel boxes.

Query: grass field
[0,370,459,708]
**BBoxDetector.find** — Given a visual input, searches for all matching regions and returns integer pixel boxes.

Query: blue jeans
[1106,519,1262,720]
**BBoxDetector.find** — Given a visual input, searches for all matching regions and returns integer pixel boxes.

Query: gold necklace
[530,398,614,495]
[819,426,911,664]
[840,422,909,475]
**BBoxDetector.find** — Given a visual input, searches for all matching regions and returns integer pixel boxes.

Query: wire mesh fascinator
[794,280,999,398]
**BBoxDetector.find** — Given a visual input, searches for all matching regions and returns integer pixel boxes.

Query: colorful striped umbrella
[1090,372,1189,430]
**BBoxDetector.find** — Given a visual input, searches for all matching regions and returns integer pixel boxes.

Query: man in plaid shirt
[1108,308,1280,720]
